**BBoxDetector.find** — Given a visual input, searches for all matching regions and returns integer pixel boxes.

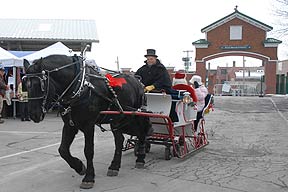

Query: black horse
[23,55,151,189]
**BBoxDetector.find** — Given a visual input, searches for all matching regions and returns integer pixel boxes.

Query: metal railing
[214,82,264,96]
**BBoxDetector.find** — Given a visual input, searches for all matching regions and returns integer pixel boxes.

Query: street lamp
[243,56,246,95]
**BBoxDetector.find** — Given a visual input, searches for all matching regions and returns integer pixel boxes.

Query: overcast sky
[0,0,285,71]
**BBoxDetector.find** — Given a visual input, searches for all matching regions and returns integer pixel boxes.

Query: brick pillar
[196,61,206,85]
[264,61,276,94]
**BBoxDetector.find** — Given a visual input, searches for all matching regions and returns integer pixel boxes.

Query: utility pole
[242,56,246,95]
[116,56,120,71]
[182,50,193,72]
[207,62,211,87]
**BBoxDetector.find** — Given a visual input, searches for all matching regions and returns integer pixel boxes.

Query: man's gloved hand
[144,85,155,92]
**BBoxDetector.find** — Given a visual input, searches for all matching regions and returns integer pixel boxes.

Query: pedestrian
[17,75,30,121]
[0,65,9,123]
[189,75,208,133]
[135,49,173,93]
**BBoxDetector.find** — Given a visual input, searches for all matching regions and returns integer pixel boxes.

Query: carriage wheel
[196,120,208,148]
[174,143,186,158]
[164,147,172,160]
[200,120,208,145]
[173,143,180,156]
[173,135,186,158]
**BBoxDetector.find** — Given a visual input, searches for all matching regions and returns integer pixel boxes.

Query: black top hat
[144,49,158,58]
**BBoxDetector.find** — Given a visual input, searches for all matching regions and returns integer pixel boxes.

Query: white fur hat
[173,78,188,86]
[172,72,187,86]
[189,75,203,85]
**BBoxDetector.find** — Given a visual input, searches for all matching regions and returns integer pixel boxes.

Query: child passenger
[189,75,208,133]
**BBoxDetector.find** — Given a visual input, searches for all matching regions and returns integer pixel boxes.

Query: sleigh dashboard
[99,92,197,129]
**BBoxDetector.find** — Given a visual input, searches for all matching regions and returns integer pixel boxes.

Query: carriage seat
[167,85,198,123]
[172,84,197,102]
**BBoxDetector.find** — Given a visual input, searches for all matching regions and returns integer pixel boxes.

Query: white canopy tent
[1,42,74,118]
[21,42,74,62]
[0,47,22,67]
[0,47,23,113]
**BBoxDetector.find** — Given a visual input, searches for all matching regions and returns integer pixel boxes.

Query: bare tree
[271,0,288,59]
[273,0,288,37]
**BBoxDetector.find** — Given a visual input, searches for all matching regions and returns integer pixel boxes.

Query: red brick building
[276,60,288,94]
[192,7,282,94]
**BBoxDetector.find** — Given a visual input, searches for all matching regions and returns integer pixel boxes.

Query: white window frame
[230,25,242,40]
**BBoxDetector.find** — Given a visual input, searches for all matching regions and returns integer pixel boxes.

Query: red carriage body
[101,92,214,160]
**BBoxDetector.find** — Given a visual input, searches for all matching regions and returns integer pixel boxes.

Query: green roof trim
[192,39,210,45]
[201,10,273,33]
[263,38,282,44]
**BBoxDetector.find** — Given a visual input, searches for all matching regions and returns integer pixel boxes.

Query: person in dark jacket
[135,49,173,93]
[17,74,30,121]
[0,65,8,123]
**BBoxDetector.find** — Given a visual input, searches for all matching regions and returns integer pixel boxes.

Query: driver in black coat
[135,49,173,93]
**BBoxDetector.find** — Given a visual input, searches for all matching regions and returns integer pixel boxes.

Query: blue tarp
[9,51,35,57]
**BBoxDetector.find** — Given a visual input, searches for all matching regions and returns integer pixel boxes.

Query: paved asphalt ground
[0,95,287,192]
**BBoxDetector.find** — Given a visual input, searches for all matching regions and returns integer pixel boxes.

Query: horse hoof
[80,181,94,189]
[135,162,145,169]
[107,169,119,177]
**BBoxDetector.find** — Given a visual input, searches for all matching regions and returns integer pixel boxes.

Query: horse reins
[25,58,84,114]
[26,56,129,117]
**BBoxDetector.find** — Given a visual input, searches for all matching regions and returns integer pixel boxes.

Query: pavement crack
[270,97,288,126]
[277,174,288,189]
[6,135,40,147]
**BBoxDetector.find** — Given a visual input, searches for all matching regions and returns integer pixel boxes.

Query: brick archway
[193,8,281,94]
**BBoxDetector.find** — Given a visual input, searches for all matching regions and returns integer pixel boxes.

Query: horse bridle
[25,58,85,114]
[24,71,50,114]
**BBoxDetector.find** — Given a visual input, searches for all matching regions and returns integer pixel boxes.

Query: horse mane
[29,55,75,71]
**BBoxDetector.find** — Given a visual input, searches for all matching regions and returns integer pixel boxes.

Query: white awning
[0,47,22,67]
[21,42,74,62]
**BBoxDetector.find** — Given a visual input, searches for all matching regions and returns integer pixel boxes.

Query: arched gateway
[192,8,282,94]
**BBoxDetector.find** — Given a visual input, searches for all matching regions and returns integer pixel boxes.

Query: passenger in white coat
[189,75,208,133]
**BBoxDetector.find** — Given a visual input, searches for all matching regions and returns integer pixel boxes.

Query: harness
[25,57,83,113]
[25,56,126,125]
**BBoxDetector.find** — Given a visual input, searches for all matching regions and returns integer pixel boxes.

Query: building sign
[220,45,251,50]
